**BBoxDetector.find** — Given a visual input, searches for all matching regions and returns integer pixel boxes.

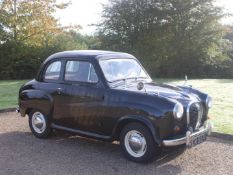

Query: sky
[56,0,108,34]
[56,0,233,35]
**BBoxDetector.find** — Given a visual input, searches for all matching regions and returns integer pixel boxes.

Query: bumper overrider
[162,122,213,147]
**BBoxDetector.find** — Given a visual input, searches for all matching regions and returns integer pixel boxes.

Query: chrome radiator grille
[187,102,203,130]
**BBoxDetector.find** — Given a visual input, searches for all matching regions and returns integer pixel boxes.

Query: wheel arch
[19,89,54,118]
[112,115,161,145]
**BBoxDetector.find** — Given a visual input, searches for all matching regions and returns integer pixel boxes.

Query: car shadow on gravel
[53,130,186,155]
[0,130,185,175]
[52,129,186,161]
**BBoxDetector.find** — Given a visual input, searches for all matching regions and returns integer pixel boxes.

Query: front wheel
[29,110,52,138]
[120,122,158,163]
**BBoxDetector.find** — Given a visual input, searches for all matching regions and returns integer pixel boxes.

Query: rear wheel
[29,110,52,138]
[120,122,158,163]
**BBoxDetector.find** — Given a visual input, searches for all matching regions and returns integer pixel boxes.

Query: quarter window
[65,61,98,83]
[44,61,61,80]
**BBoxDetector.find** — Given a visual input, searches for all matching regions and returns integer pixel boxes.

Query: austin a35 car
[17,50,213,162]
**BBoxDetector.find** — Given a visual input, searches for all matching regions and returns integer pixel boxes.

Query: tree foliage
[0,0,233,79]
[0,0,89,79]
[98,0,232,78]
[0,0,69,44]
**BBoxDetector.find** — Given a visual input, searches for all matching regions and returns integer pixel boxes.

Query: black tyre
[120,122,158,163]
[29,109,52,138]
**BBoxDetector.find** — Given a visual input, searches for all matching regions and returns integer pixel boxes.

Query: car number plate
[189,133,207,148]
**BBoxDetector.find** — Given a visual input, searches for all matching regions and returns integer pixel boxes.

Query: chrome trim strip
[186,101,203,130]
[186,101,194,125]
[87,64,91,82]
[162,122,212,147]
[195,103,203,130]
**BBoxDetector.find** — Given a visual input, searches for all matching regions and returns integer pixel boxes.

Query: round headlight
[206,96,212,108]
[173,103,184,120]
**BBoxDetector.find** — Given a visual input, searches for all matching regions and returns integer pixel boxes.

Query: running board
[51,123,111,140]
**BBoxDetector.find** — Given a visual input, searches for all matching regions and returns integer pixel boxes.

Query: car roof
[44,50,136,63]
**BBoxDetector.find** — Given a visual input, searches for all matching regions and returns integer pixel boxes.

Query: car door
[53,59,106,134]
[37,59,68,119]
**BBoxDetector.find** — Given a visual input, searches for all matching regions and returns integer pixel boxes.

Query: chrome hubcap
[124,130,147,158]
[32,112,46,134]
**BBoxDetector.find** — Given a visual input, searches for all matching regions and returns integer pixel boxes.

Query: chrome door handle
[57,88,63,95]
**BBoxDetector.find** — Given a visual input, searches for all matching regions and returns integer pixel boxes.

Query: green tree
[0,0,77,79]
[98,0,229,77]
[0,0,71,46]
[52,31,88,51]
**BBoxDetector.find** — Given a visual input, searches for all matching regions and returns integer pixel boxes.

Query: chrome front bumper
[162,122,213,147]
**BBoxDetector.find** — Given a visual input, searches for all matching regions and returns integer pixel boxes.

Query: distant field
[0,79,232,135]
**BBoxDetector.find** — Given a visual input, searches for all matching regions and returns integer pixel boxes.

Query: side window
[44,61,61,80]
[89,64,98,82]
[65,60,98,83]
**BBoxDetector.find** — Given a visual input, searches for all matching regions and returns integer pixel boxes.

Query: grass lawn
[0,80,27,110]
[0,79,232,135]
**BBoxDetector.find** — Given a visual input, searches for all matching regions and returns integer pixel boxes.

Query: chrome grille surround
[186,101,203,130]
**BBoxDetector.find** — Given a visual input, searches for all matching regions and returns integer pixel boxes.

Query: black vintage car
[17,50,213,162]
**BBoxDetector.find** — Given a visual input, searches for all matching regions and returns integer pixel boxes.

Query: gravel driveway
[0,112,233,175]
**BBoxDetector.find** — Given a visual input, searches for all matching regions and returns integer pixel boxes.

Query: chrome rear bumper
[16,107,20,113]
[162,122,213,147]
